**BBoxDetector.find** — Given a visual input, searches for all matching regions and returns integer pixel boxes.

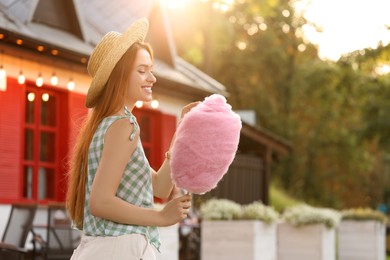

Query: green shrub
[200,198,242,220]
[241,201,279,223]
[200,199,280,223]
[341,208,388,224]
[270,184,302,213]
[282,204,341,228]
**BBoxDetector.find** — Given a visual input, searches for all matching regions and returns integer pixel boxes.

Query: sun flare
[161,0,193,9]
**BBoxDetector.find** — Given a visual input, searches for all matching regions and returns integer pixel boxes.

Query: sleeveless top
[83,108,160,251]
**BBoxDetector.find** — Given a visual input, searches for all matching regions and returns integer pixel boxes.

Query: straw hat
[85,18,149,108]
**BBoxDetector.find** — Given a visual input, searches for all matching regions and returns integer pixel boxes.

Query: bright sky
[164,0,390,61]
[298,0,390,61]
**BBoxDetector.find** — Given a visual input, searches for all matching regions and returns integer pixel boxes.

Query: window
[134,109,158,168]
[23,87,59,201]
[133,108,177,170]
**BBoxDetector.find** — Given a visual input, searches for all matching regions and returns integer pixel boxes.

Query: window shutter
[0,78,24,201]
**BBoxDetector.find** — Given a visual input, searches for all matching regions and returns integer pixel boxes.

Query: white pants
[71,233,156,260]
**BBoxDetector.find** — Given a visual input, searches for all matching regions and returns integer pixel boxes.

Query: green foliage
[168,0,390,209]
[200,199,279,223]
[341,208,388,224]
[241,201,280,223]
[282,204,341,229]
[200,199,242,220]
[270,184,302,213]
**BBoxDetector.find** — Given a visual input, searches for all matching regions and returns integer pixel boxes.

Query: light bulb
[50,73,58,86]
[18,71,25,84]
[27,92,35,102]
[42,93,49,102]
[0,65,7,91]
[135,101,143,108]
[36,74,43,87]
[151,99,159,109]
[0,66,6,77]
[67,79,75,90]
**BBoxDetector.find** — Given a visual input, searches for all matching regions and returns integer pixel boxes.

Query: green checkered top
[83,110,160,251]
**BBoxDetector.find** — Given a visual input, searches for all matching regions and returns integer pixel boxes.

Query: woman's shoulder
[106,116,135,132]
[104,116,138,142]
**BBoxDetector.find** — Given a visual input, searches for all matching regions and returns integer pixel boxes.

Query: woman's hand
[158,193,191,226]
[180,101,201,121]
[168,101,200,150]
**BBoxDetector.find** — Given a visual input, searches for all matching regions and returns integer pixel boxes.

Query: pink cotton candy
[170,94,242,194]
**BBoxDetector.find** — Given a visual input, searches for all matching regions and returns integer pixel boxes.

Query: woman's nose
[147,71,157,83]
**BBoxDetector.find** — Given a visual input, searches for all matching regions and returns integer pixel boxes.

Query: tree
[167,0,390,209]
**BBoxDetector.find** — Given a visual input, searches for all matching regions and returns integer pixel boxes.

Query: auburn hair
[66,42,153,229]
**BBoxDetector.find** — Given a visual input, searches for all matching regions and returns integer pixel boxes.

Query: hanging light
[0,64,6,91]
[135,101,143,108]
[0,50,6,91]
[27,92,35,102]
[42,93,49,102]
[17,57,25,85]
[18,70,25,84]
[67,78,75,91]
[150,99,159,109]
[50,72,58,86]
[36,73,43,87]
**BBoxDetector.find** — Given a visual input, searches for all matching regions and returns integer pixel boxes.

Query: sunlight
[375,64,390,75]
[236,41,247,50]
[161,0,192,9]
[296,0,390,60]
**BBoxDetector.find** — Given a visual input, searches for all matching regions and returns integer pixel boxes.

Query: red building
[0,0,290,207]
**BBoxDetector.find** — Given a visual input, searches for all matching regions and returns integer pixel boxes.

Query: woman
[67,18,194,259]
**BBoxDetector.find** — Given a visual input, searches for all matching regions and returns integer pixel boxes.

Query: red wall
[57,91,87,201]
[0,78,24,201]
[0,79,176,203]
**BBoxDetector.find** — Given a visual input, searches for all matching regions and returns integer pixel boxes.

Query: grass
[269,184,303,213]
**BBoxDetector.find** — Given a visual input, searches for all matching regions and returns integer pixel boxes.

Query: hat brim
[85,18,149,108]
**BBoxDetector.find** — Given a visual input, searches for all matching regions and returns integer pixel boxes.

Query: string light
[36,56,43,87]
[0,50,6,91]
[42,93,49,102]
[151,99,159,109]
[27,92,35,102]
[50,72,58,86]
[18,57,25,84]
[67,78,75,91]
[36,73,43,87]
[135,101,143,108]
[18,70,25,84]
[67,65,75,91]
[0,65,6,91]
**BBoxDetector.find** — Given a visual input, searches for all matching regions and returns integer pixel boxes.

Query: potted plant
[200,199,279,260]
[277,204,340,260]
[338,208,388,260]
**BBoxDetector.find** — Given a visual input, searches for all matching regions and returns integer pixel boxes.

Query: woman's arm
[152,102,200,198]
[89,118,190,227]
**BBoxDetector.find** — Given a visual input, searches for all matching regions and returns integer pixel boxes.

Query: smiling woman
[66,18,195,260]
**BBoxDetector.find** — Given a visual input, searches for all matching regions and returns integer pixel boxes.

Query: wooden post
[262,148,272,205]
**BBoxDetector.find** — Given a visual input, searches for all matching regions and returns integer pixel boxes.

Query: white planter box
[201,220,277,260]
[277,222,335,260]
[338,220,386,260]
[154,224,179,260]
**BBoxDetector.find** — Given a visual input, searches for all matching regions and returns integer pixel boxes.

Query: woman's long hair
[66,42,153,229]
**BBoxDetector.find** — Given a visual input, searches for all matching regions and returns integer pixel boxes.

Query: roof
[0,0,226,97]
[240,122,292,156]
